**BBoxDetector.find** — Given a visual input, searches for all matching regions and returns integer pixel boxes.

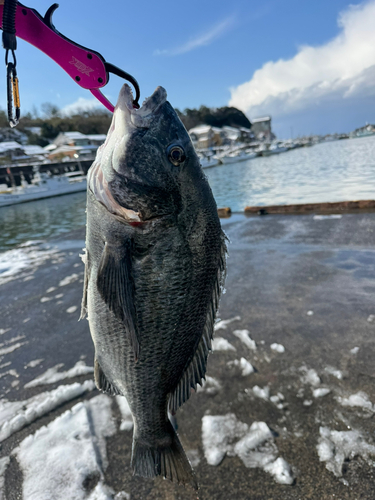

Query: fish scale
[82,84,227,489]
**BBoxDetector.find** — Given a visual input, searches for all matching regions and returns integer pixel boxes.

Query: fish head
[89,84,207,223]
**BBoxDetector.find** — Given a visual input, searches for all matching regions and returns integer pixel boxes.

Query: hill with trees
[0,102,251,145]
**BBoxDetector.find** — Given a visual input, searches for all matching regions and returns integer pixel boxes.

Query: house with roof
[188,125,227,148]
[0,141,26,161]
[251,116,275,141]
[49,131,103,161]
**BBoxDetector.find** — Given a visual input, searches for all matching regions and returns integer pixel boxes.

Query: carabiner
[6,60,20,128]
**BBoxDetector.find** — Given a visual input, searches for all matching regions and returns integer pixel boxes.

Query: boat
[0,168,87,207]
[218,150,258,165]
[198,154,221,169]
[261,142,289,156]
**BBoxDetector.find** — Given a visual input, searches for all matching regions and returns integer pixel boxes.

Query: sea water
[1,134,375,252]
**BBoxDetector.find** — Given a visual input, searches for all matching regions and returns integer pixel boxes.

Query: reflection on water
[0,192,86,253]
[1,135,375,252]
[205,135,375,211]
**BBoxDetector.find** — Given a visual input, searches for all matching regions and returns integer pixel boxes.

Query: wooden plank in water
[244,200,375,215]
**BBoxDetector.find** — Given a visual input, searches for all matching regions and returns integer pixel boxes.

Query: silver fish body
[82,85,226,488]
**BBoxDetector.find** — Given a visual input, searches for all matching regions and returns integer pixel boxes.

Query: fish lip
[116,84,167,128]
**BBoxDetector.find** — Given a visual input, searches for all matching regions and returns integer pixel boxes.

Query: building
[86,134,107,146]
[53,131,91,147]
[49,131,106,161]
[188,125,223,149]
[251,116,275,141]
[0,141,26,161]
[0,127,28,145]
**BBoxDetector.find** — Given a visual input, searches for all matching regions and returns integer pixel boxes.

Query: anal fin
[94,358,120,396]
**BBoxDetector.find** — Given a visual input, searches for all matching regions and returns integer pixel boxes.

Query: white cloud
[229,1,375,136]
[60,97,101,116]
[154,16,235,56]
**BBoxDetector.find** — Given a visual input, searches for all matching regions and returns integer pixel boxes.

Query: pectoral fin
[96,240,139,360]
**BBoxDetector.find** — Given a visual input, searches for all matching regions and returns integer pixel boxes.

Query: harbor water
[1,134,375,253]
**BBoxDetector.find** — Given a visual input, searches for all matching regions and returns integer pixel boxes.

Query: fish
[81,84,227,488]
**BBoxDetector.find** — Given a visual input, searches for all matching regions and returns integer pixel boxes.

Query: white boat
[199,155,221,169]
[0,169,87,207]
[219,150,257,164]
[262,143,289,156]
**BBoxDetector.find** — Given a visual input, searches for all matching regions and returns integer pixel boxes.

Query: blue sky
[2,0,375,137]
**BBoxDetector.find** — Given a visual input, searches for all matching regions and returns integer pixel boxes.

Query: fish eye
[167,145,186,166]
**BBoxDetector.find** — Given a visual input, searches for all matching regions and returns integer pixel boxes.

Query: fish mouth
[88,85,168,223]
[116,84,167,129]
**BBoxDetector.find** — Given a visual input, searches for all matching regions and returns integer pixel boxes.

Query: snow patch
[214,316,241,331]
[252,385,270,400]
[25,359,43,369]
[307,310,314,316]
[59,273,79,287]
[40,296,52,303]
[212,337,236,351]
[202,414,294,484]
[0,241,61,285]
[46,287,56,293]
[197,376,222,395]
[116,396,133,431]
[263,457,294,485]
[233,330,257,350]
[317,426,375,477]
[25,361,94,388]
[66,305,78,314]
[313,388,331,398]
[350,346,359,355]
[0,342,27,356]
[325,366,343,380]
[270,393,285,409]
[14,395,116,500]
[337,391,374,411]
[0,380,95,442]
[270,343,285,353]
[300,366,321,387]
[228,358,254,376]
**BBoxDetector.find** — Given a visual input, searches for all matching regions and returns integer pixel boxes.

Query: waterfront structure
[251,116,275,141]
[349,124,375,139]
[189,124,253,149]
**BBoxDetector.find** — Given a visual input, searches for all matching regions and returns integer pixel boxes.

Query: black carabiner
[7,60,20,128]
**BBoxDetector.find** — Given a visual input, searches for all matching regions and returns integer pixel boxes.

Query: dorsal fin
[96,239,139,361]
[168,231,227,413]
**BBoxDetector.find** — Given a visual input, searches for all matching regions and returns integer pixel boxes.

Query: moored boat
[0,168,87,207]
[218,150,257,164]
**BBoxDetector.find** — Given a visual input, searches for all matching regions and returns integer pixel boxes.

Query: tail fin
[131,420,198,490]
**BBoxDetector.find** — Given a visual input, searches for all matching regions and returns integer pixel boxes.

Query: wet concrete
[1,213,375,499]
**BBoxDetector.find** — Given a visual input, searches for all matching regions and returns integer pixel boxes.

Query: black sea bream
[81,84,227,488]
